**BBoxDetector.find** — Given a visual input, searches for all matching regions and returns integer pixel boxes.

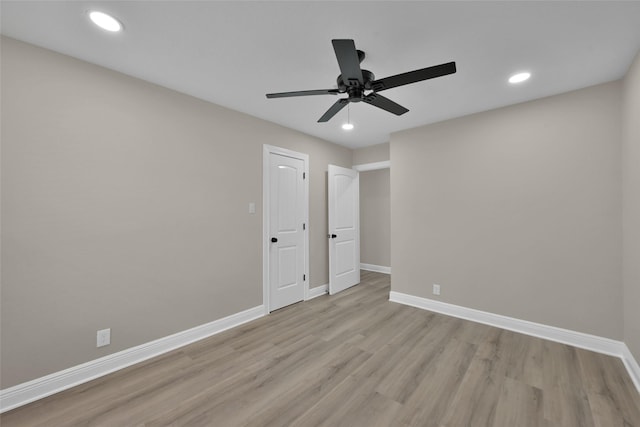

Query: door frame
[263,144,310,314]
[352,160,391,275]
[352,160,391,172]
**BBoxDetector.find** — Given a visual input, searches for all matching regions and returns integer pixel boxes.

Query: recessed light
[342,123,354,131]
[89,11,123,32]
[509,72,531,84]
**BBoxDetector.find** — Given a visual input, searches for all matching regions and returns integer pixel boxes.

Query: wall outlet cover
[97,328,111,347]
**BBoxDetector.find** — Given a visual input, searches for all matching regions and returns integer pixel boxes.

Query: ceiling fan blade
[318,99,349,122]
[332,39,364,86]
[371,61,456,92]
[363,93,409,116]
[266,89,340,99]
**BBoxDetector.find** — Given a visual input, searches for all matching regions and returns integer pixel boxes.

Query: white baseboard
[308,284,328,300]
[389,291,640,394]
[389,291,623,356]
[360,263,391,274]
[0,305,265,413]
[622,344,640,394]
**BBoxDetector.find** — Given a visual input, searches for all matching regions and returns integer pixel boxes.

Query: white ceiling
[2,1,640,149]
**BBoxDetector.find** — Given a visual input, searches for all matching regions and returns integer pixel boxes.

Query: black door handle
[331,234,337,239]
[271,237,278,243]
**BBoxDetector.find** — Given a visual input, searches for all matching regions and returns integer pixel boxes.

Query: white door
[268,152,306,311]
[328,164,360,295]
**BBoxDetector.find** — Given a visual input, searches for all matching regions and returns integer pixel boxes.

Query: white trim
[622,344,640,394]
[360,263,391,274]
[389,291,640,394]
[263,145,310,312]
[307,284,328,300]
[352,160,390,172]
[389,291,624,357]
[0,305,265,413]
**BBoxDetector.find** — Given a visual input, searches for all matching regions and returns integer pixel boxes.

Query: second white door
[328,164,360,295]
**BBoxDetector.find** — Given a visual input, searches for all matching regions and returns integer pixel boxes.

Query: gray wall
[3,35,638,390]
[623,50,640,361]
[353,142,389,165]
[359,169,391,268]
[391,81,623,339]
[0,37,351,388]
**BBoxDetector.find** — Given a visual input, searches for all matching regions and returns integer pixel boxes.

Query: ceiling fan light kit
[88,11,123,32]
[342,104,354,130]
[509,71,531,84]
[266,39,457,123]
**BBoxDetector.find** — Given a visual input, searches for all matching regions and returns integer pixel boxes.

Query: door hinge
[303,172,306,179]
[303,274,306,281]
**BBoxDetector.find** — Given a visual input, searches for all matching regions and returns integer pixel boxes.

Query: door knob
[331,234,337,239]
[271,237,278,243]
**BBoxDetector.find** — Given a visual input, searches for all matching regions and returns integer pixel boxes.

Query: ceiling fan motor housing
[337,69,375,100]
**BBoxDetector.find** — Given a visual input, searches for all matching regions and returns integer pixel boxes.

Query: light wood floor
[2,271,639,426]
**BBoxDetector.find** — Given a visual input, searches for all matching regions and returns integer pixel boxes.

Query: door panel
[328,164,360,295]
[277,166,298,231]
[269,153,305,311]
[335,174,355,230]
[277,246,298,289]
[335,240,356,276]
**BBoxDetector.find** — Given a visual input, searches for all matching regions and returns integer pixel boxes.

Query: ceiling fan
[266,39,457,123]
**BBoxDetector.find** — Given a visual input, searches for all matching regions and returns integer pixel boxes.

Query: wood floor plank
[399,337,477,427]
[502,331,545,389]
[493,377,545,427]
[241,342,373,427]
[373,314,464,404]
[144,335,331,426]
[542,340,597,427]
[290,376,403,427]
[439,329,510,426]
[2,271,639,427]
[576,348,640,426]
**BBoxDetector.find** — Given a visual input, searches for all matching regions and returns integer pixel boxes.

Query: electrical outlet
[97,328,111,347]
[432,284,441,296]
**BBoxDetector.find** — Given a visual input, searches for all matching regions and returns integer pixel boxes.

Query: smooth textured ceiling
[2,1,640,148]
